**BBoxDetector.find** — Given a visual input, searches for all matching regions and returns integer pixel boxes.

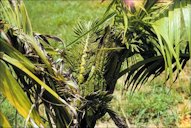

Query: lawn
[25,0,108,43]
[0,1,190,127]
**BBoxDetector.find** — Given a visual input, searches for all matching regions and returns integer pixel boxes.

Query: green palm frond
[114,0,191,90]
[119,54,189,92]
[67,11,116,47]
[152,0,190,82]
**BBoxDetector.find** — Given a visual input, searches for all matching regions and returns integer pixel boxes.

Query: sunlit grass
[25,0,108,43]
[111,75,190,127]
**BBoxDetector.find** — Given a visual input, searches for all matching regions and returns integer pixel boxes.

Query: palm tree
[0,0,190,127]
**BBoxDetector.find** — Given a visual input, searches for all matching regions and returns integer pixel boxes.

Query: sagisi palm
[0,0,190,128]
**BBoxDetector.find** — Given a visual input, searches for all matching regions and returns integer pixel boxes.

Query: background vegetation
[25,1,108,43]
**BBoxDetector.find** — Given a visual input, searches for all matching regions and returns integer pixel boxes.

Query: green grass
[25,0,108,44]
[125,85,181,127]
[111,79,187,127]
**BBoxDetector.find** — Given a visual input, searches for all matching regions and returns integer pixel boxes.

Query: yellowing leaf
[0,111,11,128]
[0,60,44,127]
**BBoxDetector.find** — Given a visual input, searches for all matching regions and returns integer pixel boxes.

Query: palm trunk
[105,49,128,94]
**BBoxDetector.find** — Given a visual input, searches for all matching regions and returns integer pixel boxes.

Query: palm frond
[67,12,116,47]
[152,0,191,82]
[0,60,44,126]
[116,0,191,90]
